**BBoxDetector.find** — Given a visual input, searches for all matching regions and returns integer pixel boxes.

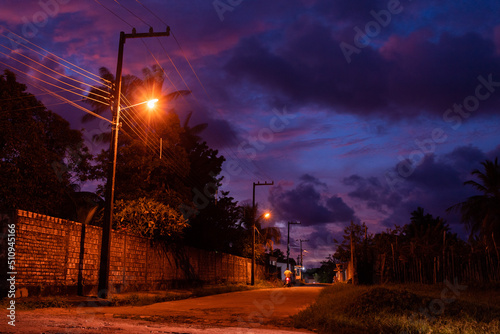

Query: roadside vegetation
[291,283,500,334]
[1,281,281,310]
[110,281,279,307]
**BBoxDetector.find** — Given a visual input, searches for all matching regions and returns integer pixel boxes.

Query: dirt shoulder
[3,286,324,333]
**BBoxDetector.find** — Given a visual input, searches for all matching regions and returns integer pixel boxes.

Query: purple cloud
[269,174,356,225]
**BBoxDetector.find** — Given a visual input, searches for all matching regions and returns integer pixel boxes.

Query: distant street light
[251,181,273,285]
[296,239,309,268]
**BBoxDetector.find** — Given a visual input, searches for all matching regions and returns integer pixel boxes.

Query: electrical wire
[2,3,198,185]
[118,97,190,176]
[0,61,112,124]
[0,53,108,107]
[117,115,199,186]
[19,72,113,124]
[113,0,150,28]
[140,39,191,106]
[118,94,213,188]
[7,100,84,112]
[0,44,110,96]
[93,0,134,28]
[134,0,167,27]
[132,0,210,102]
[155,38,196,103]
[0,29,111,86]
[0,87,80,102]
[131,0,269,181]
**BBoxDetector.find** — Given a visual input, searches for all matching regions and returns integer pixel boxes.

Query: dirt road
[2,285,324,333]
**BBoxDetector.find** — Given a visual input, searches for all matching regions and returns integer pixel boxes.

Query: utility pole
[297,239,309,267]
[98,27,171,299]
[287,221,300,269]
[349,221,356,285]
[251,181,273,285]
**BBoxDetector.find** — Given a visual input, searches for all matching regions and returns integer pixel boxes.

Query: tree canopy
[448,158,500,247]
[0,70,93,217]
[84,66,227,243]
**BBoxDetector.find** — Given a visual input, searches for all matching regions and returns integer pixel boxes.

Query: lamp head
[147,98,159,109]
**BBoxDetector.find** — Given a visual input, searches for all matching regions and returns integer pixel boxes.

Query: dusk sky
[1,0,500,267]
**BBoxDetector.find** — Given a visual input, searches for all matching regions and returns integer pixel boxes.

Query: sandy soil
[1,286,324,333]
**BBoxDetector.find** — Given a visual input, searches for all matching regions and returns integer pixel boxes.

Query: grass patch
[0,281,277,310]
[292,283,500,334]
[109,291,194,306]
[110,282,264,307]
[0,296,69,310]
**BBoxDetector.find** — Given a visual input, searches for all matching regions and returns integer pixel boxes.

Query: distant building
[334,261,354,283]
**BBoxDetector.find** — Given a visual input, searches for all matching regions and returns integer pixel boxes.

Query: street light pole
[297,239,309,267]
[251,181,273,285]
[98,31,125,298]
[286,221,300,269]
[98,28,170,298]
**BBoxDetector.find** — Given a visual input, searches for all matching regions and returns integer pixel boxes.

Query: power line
[134,0,167,27]
[91,0,261,180]
[127,3,267,180]
[93,0,134,28]
[118,104,202,185]
[140,39,194,109]
[0,44,109,96]
[90,1,275,187]
[0,29,111,86]
[0,54,108,107]
[113,0,150,28]
[17,74,112,124]
[0,87,79,102]
[7,99,84,112]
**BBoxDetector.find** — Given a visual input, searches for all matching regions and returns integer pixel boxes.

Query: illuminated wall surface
[0,210,263,297]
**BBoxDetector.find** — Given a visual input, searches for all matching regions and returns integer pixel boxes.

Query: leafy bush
[113,197,188,241]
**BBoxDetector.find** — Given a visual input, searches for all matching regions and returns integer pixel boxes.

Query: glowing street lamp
[147,98,158,109]
[251,211,271,285]
[98,29,170,299]
[98,97,158,298]
[119,98,159,111]
[251,181,274,285]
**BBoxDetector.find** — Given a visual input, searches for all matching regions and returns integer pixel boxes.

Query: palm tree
[83,65,190,143]
[241,204,281,259]
[179,111,208,151]
[447,158,500,247]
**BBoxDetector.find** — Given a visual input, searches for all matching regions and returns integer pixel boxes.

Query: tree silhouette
[240,204,281,260]
[184,191,244,255]
[0,70,93,217]
[447,158,500,247]
[83,65,190,143]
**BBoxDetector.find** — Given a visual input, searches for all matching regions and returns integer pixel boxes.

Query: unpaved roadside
[1,286,324,333]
